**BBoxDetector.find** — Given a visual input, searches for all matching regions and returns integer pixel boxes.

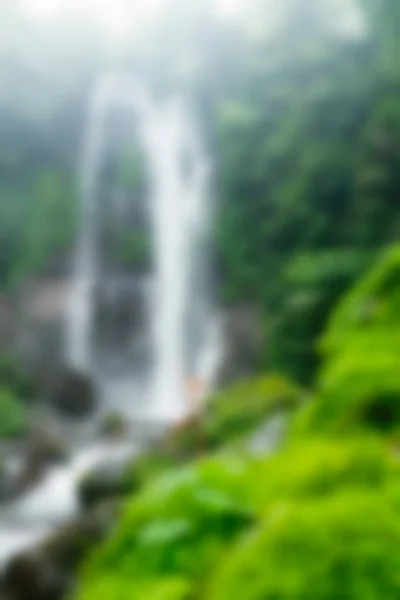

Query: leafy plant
[77,456,253,599]
[209,488,400,600]
[294,246,400,435]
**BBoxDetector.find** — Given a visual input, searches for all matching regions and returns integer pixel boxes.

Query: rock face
[25,430,67,468]
[2,504,120,600]
[217,305,264,387]
[50,370,96,419]
[0,431,67,503]
[78,462,133,510]
[15,278,72,379]
[3,552,64,600]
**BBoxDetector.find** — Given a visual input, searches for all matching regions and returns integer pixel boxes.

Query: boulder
[3,553,66,600]
[99,412,128,439]
[0,431,67,503]
[26,429,67,466]
[78,462,133,510]
[3,504,120,600]
[50,370,96,419]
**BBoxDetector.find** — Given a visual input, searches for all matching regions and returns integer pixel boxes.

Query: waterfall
[66,78,114,372]
[139,97,221,421]
[0,75,223,569]
[67,75,222,422]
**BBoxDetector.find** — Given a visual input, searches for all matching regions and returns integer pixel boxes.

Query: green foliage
[247,437,396,508]
[201,375,301,448]
[0,353,36,399]
[132,449,177,484]
[294,246,400,435]
[77,576,191,600]
[209,437,400,600]
[215,0,400,384]
[78,434,400,600]
[209,489,400,600]
[160,375,301,464]
[0,387,27,438]
[2,1,400,596]
[269,249,373,383]
[125,375,302,494]
[77,456,253,600]
[0,168,77,289]
[323,246,400,351]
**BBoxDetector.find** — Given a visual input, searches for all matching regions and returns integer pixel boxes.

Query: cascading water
[66,75,222,422]
[0,74,223,568]
[139,95,220,421]
[66,77,114,372]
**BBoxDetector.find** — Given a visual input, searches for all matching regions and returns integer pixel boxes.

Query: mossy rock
[100,412,129,439]
[51,370,96,419]
[79,466,135,510]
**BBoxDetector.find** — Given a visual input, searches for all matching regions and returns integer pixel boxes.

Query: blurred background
[0,0,399,599]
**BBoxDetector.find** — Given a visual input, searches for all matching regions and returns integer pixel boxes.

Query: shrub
[246,437,397,510]
[295,246,400,435]
[166,375,303,457]
[125,375,302,492]
[78,576,191,600]
[78,437,400,600]
[203,375,302,448]
[77,456,252,599]
[0,387,27,438]
[209,488,400,600]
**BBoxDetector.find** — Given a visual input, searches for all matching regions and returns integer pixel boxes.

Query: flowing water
[66,78,113,372]
[139,94,221,420]
[67,75,222,420]
[0,74,222,566]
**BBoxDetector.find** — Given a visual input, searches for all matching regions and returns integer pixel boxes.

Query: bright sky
[24,0,164,32]
[24,0,244,33]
